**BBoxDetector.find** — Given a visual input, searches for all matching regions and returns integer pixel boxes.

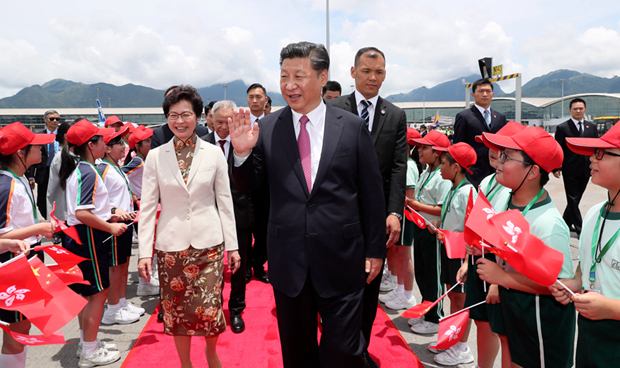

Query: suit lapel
[163,140,188,190]
[471,106,490,132]
[347,93,358,115]
[311,105,344,199]
[275,107,311,196]
[186,138,204,186]
[370,97,385,145]
[567,119,580,137]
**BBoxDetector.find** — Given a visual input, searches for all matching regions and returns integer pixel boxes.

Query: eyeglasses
[167,112,194,121]
[499,151,532,165]
[594,148,620,160]
[48,117,60,121]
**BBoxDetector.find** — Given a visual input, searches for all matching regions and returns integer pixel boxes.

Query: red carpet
[122,270,422,368]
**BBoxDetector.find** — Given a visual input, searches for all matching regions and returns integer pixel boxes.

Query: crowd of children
[380,122,620,368]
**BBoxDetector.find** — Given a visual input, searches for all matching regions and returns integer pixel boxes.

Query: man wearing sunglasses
[553,98,598,235]
[26,109,61,219]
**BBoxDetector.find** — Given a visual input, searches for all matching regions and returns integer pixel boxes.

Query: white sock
[107,303,121,313]
[454,341,468,352]
[396,284,405,294]
[79,329,84,345]
[403,289,413,300]
[119,297,127,307]
[82,340,98,357]
[386,270,393,278]
[0,349,27,368]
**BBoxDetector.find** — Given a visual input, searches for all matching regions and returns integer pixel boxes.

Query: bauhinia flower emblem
[0,285,30,307]
[444,324,462,342]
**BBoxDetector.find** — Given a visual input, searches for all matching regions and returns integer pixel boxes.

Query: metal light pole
[223,85,228,100]
[422,86,426,124]
[560,79,565,118]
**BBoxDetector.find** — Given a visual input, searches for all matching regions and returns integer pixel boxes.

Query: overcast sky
[1,0,620,100]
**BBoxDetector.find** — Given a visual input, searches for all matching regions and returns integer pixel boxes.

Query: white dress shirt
[250,113,265,123]
[474,104,492,126]
[290,102,326,186]
[571,117,584,133]
[214,131,231,159]
[354,90,379,132]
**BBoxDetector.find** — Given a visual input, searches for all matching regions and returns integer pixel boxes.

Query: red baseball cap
[0,122,56,156]
[103,125,130,145]
[407,127,421,145]
[482,126,563,173]
[124,122,137,134]
[409,130,451,149]
[136,125,147,131]
[566,121,620,156]
[476,121,526,148]
[66,120,115,147]
[128,128,154,149]
[432,142,477,174]
[104,115,123,127]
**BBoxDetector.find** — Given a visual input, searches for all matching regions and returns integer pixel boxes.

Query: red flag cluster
[49,203,82,245]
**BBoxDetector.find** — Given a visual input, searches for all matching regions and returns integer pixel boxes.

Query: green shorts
[577,314,620,368]
[464,253,495,321]
[398,218,415,246]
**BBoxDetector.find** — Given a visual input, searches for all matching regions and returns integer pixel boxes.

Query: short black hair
[354,47,386,67]
[322,81,342,95]
[472,78,494,93]
[266,96,272,106]
[56,121,75,144]
[441,152,466,174]
[247,83,267,95]
[280,42,329,74]
[164,85,178,97]
[570,98,586,109]
[162,85,203,118]
[519,150,549,187]
[204,100,217,116]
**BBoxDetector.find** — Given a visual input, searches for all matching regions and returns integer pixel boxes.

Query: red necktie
[218,140,226,156]
[298,116,312,192]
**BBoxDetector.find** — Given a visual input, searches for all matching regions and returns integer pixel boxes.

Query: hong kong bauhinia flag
[438,230,466,259]
[405,206,427,229]
[49,203,82,245]
[431,310,470,350]
[0,324,68,346]
[0,256,52,311]
[464,191,501,249]
[34,244,89,272]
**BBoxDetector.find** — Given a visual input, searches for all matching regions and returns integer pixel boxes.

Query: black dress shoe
[362,350,379,368]
[230,313,245,333]
[157,311,163,323]
[255,271,270,284]
[246,268,252,283]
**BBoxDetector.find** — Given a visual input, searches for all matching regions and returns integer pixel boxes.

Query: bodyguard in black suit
[329,47,407,367]
[553,98,597,234]
[200,100,252,334]
[230,42,386,368]
[453,79,507,187]
[26,109,60,218]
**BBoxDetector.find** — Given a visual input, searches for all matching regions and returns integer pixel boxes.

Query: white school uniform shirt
[66,161,111,226]
[98,160,133,213]
[0,170,39,244]
[122,156,144,198]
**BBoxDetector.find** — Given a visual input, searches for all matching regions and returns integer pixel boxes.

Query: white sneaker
[434,345,474,366]
[137,283,159,296]
[384,293,416,310]
[407,316,424,326]
[132,231,139,244]
[101,306,140,325]
[123,300,145,316]
[410,320,440,334]
[78,347,121,367]
[379,289,399,304]
[379,277,397,292]
[76,340,118,357]
[427,340,446,353]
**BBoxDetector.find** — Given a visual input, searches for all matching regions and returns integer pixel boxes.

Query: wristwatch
[388,212,403,221]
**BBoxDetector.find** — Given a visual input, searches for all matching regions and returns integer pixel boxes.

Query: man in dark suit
[230,41,386,368]
[453,78,507,187]
[329,46,407,368]
[553,98,597,234]
[200,100,252,334]
[26,109,60,219]
[151,86,209,149]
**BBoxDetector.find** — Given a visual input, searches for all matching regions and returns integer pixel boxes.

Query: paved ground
[2,174,607,367]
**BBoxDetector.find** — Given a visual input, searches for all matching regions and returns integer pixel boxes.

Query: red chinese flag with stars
[34,244,89,272]
[438,230,466,259]
[49,203,82,245]
[0,324,68,346]
[28,257,88,336]
[0,256,53,312]
[47,264,90,286]
[405,206,427,229]
[431,310,470,350]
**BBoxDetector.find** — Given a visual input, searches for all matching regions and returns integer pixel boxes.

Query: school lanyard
[503,188,544,217]
[4,168,38,223]
[102,159,132,196]
[485,174,503,202]
[589,203,620,288]
[416,166,440,201]
[440,178,469,226]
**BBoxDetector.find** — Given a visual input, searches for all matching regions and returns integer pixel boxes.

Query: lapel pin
[381,110,386,115]
[493,115,496,118]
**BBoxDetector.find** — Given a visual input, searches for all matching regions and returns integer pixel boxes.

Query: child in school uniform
[476,126,575,368]
[59,119,132,367]
[97,127,144,325]
[0,122,56,368]
[550,122,620,367]
[429,142,477,365]
[459,121,525,368]
[407,130,452,334]
[382,127,420,310]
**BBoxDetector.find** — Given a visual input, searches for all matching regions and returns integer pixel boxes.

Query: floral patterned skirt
[156,244,226,336]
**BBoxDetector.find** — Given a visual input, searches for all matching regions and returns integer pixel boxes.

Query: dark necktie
[484,109,491,128]
[218,140,226,156]
[360,100,371,130]
[298,116,312,192]
[578,122,583,137]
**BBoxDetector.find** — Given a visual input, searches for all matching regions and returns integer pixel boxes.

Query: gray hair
[44,109,58,119]
[212,100,237,115]
[279,41,330,74]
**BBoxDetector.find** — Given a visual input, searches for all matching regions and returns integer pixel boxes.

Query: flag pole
[406,206,437,231]
[555,280,576,297]
[482,242,487,292]
[0,253,27,269]
[439,300,486,322]
[0,320,10,327]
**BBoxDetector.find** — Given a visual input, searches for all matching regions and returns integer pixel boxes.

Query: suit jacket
[26,128,52,183]
[150,124,210,149]
[329,93,407,215]
[453,106,507,186]
[554,119,597,177]
[138,137,238,258]
[232,104,386,299]
[201,132,252,229]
